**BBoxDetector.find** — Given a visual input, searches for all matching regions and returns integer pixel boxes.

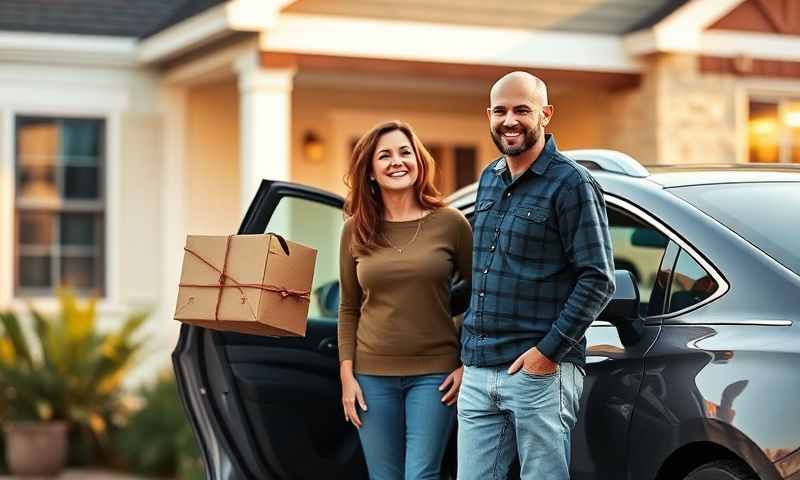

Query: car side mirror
[599,270,644,346]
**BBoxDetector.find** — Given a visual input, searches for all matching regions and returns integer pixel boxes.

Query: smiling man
[456,72,616,479]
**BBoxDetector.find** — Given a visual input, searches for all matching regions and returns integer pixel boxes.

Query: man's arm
[536,178,616,363]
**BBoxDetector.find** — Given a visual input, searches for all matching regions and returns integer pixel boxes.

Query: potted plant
[0,290,148,476]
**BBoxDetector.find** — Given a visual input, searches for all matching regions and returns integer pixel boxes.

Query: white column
[235,53,296,215]
[0,109,13,308]
[159,86,188,358]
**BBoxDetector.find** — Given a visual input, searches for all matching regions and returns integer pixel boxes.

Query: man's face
[487,84,551,157]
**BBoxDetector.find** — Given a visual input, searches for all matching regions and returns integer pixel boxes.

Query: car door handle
[318,337,338,357]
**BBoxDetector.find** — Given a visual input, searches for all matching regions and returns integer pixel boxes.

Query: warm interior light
[786,110,800,128]
[750,118,778,136]
[748,116,779,163]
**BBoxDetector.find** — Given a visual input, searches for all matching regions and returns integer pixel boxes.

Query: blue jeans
[356,373,456,480]
[456,363,584,480]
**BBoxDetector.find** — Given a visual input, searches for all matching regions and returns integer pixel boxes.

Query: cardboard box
[174,233,317,336]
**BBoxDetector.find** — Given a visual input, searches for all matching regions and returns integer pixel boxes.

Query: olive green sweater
[338,207,473,376]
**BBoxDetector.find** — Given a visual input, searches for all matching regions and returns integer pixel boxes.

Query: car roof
[645,165,800,188]
[446,152,800,206]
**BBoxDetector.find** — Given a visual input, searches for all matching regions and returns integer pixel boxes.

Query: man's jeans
[457,363,584,480]
[356,373,456,480]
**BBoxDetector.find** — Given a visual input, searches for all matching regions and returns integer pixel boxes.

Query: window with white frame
[14,116,106,296]
[748,98,800,163]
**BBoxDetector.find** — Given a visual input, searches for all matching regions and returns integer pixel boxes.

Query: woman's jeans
[356,373,456,480]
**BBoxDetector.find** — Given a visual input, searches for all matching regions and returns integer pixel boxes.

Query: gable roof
[0,0,225,38]
[0,0,702,39]
[285,0,688,35]
[625,0,691,33]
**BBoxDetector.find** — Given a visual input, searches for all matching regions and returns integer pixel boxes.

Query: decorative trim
[0,31,138,67]
[661,319,792,326]
[626,29,800,62]
[235,52,296,93]
[701,55,800,78]
[262,14,639,74]
[139,0,296,64]
[163,39,258,86]
[700,31,800,63]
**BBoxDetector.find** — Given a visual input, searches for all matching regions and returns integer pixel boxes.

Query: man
[457,71,616,479]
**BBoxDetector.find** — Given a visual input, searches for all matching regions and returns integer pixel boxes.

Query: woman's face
[370,129,420,195]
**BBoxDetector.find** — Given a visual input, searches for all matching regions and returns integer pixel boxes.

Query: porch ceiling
[284,0,684,35]
[261,52,641,90]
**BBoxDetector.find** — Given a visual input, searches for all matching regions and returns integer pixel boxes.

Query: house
[1,0,797,376]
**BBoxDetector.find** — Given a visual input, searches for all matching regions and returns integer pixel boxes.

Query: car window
[607,207,670,317]
[647,241,679,317]
[670,182,800,276]
[666,250,719,314]
[266,196,343,321]
[464,202,670,317]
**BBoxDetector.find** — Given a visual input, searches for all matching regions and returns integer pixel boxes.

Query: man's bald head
[490,71,548,107]
[486,71,553,158]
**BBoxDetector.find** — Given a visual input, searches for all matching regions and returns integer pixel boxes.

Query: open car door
[172,180,368,480]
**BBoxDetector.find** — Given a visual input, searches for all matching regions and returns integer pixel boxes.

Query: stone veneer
[606,53,740,166]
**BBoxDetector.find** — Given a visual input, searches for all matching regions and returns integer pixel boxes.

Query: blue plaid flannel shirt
[461,135,615,369]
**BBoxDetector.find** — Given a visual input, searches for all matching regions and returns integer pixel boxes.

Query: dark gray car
[173,151,800,480]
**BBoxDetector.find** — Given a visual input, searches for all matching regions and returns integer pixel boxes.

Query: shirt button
[483,269,489,274]
[495,227,500,233]
[507,192,512,198]
[490,245,495,251]
[479,292,485,297]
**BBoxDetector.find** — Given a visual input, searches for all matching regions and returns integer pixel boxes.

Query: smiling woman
[343,120,444,254]
[338,120,473,479]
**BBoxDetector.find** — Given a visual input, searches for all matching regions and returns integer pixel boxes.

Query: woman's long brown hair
[344,120,444,254]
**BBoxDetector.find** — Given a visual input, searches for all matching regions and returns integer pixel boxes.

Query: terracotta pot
[3,421,68,476]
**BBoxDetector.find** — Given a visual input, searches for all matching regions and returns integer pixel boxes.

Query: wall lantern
[303,131,324,163]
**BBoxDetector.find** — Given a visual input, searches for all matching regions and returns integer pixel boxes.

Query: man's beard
[491,125,539,156]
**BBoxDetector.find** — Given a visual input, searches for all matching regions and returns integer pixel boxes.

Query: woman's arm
[337,220,362,365]
[449,209,473,316]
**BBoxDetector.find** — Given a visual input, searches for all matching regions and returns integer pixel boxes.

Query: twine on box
[175,235,310,321]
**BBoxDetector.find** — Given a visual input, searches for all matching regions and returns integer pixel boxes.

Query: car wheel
[684,460,758,480]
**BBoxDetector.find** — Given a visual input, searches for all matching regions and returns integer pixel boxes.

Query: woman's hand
[340,362,367,428]
[439,366,464,406]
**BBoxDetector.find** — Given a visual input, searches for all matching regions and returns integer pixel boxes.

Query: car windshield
[670,182,800,276]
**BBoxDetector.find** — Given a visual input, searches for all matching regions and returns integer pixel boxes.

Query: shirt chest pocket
[507,204,551,257]
[472,199,498,245]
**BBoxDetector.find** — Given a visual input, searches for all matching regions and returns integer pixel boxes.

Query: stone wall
[606,53,740,165]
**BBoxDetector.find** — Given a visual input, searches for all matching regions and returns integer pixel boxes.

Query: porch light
[786,110,800,128]
[303,131,324,163]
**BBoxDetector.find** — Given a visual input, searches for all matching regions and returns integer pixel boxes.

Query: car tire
[684,460,758,480]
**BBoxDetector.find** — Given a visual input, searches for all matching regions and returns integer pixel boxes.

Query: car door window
[607,206,669,317]
[666,249,719,314]
[266,196,344,321]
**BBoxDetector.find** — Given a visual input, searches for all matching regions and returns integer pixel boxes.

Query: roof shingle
[0,0,225,38]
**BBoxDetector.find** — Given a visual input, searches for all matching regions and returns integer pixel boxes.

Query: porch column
[159,86,188,357]
[235,53,296,215]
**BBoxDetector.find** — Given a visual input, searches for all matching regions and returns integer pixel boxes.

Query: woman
[338,120,472,480]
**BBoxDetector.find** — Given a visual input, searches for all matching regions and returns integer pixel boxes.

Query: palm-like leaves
[0,290,148,430]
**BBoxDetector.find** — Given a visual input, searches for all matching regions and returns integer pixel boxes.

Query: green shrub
[0,290,148,467]
[114,373,203,479]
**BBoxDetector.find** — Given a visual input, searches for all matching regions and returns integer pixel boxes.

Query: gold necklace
[383,212,425,253]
